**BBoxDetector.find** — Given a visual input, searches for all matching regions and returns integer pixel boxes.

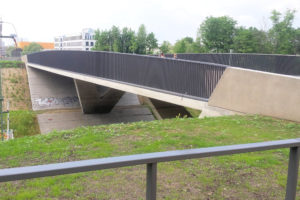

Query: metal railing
[166,53,300,76]
[0,138,299,199]
[27,51,300,102]
[27,51,227,100]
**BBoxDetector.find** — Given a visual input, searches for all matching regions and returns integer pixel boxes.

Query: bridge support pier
[74,79,124,114]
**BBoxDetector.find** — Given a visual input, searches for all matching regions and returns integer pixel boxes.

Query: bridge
[24,51,300,122]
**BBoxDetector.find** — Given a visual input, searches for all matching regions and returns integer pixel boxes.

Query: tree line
[94,9,300,55]
[92,24,158,54]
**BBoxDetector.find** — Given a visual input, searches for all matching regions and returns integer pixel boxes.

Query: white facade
[54,28,96,51]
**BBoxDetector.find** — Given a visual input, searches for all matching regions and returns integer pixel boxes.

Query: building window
[91,42,94,46]
[86,41,89,46]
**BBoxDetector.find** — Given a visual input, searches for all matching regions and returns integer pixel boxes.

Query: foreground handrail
[0,138,299,200]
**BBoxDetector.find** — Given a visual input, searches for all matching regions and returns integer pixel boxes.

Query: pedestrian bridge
[24,51,300,122]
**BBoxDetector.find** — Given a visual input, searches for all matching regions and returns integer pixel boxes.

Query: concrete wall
[26,65,80,110]
[209,67,300,122]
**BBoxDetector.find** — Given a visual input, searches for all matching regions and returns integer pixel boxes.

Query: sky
[0,0,300,45]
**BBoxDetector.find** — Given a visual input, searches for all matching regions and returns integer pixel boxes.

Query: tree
[269,9,297,54]
[110,26,121,52]
[295,28,300,54]
[199,16,237,52]
[146,32,158,54]
[94,26,126,52]
[173,37,202,53]
[93,29,111,51]
[120,27,136,53]
[134,24,147,54]
[159,41,172,54]
[6,46,16,57]
[173,38,188,53]
[22,43,43,55]
[233,27,272,53]
[93,24,158,54]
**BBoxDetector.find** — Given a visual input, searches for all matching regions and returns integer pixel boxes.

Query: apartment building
[54,28,96,51]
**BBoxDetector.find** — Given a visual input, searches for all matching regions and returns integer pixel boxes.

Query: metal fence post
[146,163,157,200]
[285,147,300,200]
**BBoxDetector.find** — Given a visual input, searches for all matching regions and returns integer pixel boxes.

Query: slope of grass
[0,115,299,199]
[0,61,24,68]
[1,68,32,110]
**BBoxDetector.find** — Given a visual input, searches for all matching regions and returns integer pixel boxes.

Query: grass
[0,115,299,199]
[0,61,24,68]
[4,110,40,138]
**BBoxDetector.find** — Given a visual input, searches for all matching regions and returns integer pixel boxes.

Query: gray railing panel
[27,51,226,100]
[28,52,300,100]
[1,138,299,182]
[166,53,300,76]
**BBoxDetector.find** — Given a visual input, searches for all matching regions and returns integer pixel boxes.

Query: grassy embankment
[0,61,40,137]
[0,115,299,199]
[0,60,24,68]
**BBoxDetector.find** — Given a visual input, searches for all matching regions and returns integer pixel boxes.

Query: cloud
[0,0,299,44]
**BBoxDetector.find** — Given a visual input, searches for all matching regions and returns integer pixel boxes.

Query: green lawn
[0,115,299,199]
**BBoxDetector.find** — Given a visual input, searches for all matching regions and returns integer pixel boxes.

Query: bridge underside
[74,79,125,114]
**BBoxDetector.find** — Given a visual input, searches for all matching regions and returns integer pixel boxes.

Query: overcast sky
[0,0,300,45]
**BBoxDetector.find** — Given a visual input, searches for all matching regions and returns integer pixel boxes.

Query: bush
[4,110,40,138]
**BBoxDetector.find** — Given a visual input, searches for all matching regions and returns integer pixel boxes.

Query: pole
[0,17,2,58]
[229,49,233,66]
[0,52,2,140]
[0,98,3,141]
[6,100,9,139]
[146,163,157,200]
[285,147,300,200]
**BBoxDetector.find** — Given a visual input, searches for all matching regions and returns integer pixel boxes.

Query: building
[17,42,54,50]
[54,28,96,51]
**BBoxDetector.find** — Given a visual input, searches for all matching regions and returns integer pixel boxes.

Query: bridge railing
[0,138,299,200]
[27,51,227,100]
[166,53,300,76]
